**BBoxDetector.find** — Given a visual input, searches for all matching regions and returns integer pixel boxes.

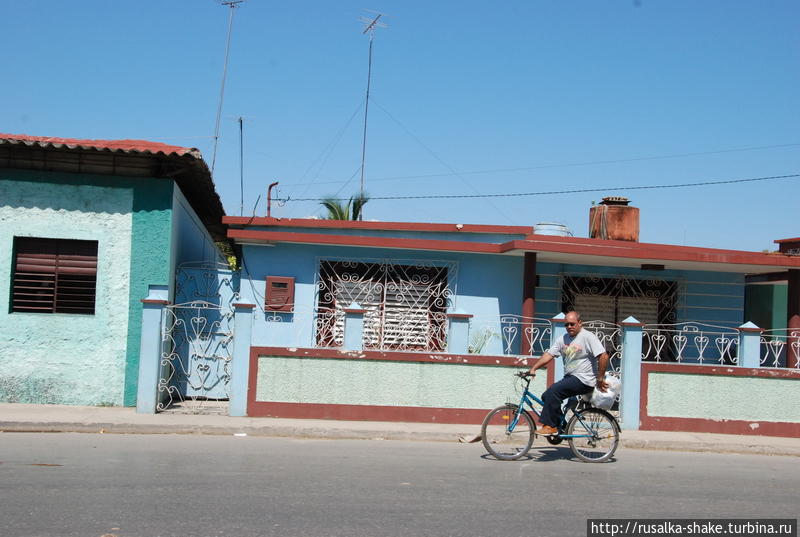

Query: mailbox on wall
[265,276,295,311]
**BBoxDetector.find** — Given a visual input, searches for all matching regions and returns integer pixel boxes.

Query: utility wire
[275,173,800,202]
[368,97,516,224]
[280,142,800,187]
[284,100,365,217]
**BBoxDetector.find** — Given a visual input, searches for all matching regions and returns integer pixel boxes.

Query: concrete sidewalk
[1,403,798,457]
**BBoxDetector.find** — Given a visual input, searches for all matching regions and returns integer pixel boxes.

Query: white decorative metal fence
[760,329,800,368]
[157,263,239,413]
[581,320,624,374]
[467,315,553,357]
[642,322,739,365]
[158,300,234,412]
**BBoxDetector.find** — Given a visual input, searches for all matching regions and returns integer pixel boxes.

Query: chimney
[589,196,639,242]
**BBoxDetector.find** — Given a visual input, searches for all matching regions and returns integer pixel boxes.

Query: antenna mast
[357,12,387,220]
[238,116,244,215]
[211,0,245,175]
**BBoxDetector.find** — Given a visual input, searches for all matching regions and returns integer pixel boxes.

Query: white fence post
[136,287,170,414]
[229,302,255,417]
[737,322,763,368]
[343,303,366,351]
[447,313,472,354]
[620,316,643,430]
[551,313,566,381]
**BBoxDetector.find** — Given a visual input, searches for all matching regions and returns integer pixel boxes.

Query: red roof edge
[775,237,800,244]
[222,216,533,235]
[0,133,199,158]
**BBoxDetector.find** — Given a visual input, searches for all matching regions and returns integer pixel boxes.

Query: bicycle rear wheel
[481,405,534,461]
[566,408,619,463]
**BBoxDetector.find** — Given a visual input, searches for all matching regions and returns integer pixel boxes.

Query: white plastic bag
[590,374,621,410]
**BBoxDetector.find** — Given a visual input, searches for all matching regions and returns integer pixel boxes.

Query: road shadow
[479,444,618,464]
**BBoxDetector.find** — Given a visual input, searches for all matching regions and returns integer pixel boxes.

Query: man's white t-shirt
[546,329,606,387]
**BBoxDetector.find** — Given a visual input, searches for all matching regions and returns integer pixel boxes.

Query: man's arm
[596,352,610,392]
[528,352,555,376]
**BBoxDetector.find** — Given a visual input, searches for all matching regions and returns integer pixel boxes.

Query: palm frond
[320,196,351,220]
[351,192,370,221]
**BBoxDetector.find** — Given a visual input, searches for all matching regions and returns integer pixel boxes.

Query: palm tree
[320,193,369,220]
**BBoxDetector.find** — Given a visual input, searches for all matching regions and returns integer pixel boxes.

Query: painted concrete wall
[255,355,545,410]
[171,185,226,276]
[0,171,175,407]
[122,178,174,406]
[646,371,800,423]
[0,177,133,405]
[236,243,523,355]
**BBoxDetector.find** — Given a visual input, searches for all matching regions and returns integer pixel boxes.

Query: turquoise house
[0,133,226,407]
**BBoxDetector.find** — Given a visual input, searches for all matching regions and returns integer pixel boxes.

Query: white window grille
[563,275,679,368]
[316,259,454,352]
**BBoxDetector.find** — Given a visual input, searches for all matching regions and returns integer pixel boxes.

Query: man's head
[565,311,582,337]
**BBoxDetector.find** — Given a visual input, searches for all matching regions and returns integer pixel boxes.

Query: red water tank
[589,197,639,242]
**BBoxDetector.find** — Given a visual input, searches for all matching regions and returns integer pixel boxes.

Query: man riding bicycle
[526,310,610,436]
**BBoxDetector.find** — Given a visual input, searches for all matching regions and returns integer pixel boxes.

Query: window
[11,237,98,314]
[562,275,677,326]
[562,275,679,363]
[316,260,450,351]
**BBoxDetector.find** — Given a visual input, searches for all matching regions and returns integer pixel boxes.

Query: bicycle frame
[510,379,599,440]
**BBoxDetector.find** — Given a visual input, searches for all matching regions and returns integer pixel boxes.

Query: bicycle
[481,372,620,462]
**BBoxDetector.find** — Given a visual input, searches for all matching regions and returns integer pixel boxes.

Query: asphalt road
[0,433,796,537]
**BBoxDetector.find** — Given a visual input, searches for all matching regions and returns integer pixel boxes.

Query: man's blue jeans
[539,374,594,428]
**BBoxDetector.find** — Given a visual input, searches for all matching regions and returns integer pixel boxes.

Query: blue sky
[3,1,798,251]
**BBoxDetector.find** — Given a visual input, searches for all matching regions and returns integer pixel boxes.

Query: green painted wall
[647,371,800,423]
[124,180,174,405]
[0,176,133,404]
[255,355,545,410]
[0,171,174,406]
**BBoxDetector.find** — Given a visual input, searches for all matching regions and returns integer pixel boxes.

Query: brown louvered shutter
[12,238,97,314]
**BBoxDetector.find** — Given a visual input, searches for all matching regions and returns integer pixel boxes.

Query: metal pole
[358,33,374,220]
[239,116,244,216]
[211,2,239,175]
[267,181,279,218]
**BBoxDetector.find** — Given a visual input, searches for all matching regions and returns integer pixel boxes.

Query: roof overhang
[0,133,227,241]
[222,216,532,235]
[506,236,800,274]
[227,226,800,275]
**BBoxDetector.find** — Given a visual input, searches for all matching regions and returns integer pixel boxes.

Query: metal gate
[157,263,239,413]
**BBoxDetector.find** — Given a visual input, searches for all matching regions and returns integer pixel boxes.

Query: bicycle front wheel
[566,408,619,463]
[481,405,534,461]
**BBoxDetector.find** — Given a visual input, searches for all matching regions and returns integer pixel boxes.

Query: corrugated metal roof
[0,132,228,242]
[0,133,201,158]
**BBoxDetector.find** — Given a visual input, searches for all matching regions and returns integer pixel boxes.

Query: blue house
[210,203,800,431]
[0,133,226,407]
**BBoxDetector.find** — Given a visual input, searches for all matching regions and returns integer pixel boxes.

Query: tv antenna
[238,115,245,215]
[211,0,245,175]
[225,114,254,215]
[357,11,388,219]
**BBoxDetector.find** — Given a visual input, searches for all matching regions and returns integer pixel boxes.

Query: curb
[2,422,799,457]
[620,437,800,457]
[0,422,469,443]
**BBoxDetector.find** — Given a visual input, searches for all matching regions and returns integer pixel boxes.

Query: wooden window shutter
[12,238,98,314]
